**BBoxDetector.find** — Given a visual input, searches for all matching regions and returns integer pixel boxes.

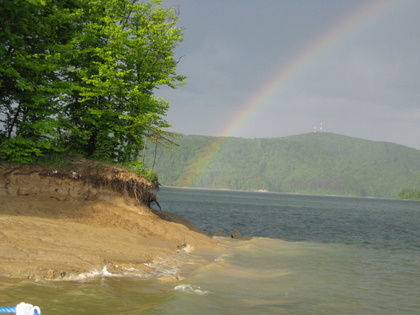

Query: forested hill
[148,133,420,198]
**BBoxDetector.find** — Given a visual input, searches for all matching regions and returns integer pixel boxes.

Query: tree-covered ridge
[0,0,184,165]
[149,133,420,198]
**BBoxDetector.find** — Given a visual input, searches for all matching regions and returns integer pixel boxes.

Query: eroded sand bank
[0,160,218,279]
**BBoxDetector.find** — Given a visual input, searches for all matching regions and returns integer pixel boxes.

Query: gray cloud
[160,0,420,149]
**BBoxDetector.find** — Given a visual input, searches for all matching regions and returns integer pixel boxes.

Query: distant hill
[146,133,420,198]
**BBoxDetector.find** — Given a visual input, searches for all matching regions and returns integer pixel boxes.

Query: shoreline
[0,160,219,280]
[161,185,403,201]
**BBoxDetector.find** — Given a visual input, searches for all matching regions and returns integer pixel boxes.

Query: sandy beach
[0,160,217,280]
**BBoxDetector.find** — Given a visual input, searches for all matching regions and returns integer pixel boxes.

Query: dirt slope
[0,159,217,279]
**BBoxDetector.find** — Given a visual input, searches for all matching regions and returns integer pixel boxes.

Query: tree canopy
[147,133,420,198]
[0,0,184,164]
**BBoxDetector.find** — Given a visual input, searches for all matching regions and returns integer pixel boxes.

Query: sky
[158,0,420,150]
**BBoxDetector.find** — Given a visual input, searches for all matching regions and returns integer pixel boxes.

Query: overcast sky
[158,0,419,150]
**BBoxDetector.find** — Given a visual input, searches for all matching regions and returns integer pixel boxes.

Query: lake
[1,187,419,314]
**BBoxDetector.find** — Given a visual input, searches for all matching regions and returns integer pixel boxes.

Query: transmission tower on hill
[313,122,324,133]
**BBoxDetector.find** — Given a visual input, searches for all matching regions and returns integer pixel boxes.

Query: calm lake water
[1,187,419,314]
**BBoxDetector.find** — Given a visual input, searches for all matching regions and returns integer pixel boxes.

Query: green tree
[142,125,181,170]
[61,0,185,163]
[0,0,184,164]
[0,0,82,162]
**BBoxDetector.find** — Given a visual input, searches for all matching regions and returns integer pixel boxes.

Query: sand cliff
[0,158,217,279]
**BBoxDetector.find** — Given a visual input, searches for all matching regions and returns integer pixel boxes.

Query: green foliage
[397,189,420,201]
[124,161,158,182]
[0,137,57,163]
[0,0,184,170]
[147,133,420,198]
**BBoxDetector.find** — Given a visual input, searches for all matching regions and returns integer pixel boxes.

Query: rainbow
[176,0,400,187]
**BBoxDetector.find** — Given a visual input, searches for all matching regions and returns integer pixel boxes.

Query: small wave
[58,254,193,281]
[178,243,194,253]
[174,284,209,295]
[59,266,149,281]
[66,266,121,280]
[144,259,180,278]
[49,243,209,281]
[144,263,180,278]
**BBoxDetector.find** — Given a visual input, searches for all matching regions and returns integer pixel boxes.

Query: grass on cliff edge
[1,153,158,184]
